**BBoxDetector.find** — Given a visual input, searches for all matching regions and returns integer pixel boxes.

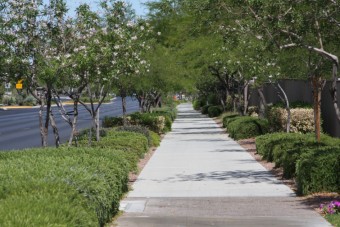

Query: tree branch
[280,43,339,65]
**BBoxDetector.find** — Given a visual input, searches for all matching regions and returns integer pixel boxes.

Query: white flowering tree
[2,0,73,147]
[64,4,111,143]
[101,0,151,123]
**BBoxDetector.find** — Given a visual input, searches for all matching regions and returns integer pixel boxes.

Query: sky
[62,0,149,17]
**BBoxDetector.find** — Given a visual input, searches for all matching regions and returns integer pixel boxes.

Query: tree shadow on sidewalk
[161,170,284,185]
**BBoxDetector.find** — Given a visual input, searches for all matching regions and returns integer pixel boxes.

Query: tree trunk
[121,94,127,125]
[96,108,100,142]
[49,110,60,147]
[330,63,340,121]
[257,87,267,119]
[277,83,291,133]
[156,95,162,108]
[41,88,52,147]
[137,95,143,112]
[68,100,79,146]
[39,99,47,147]
[312,76,323,142]
[243,82,249,115]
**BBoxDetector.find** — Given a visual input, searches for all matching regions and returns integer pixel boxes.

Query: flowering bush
[267,107,315,133]
[320,201,340,215]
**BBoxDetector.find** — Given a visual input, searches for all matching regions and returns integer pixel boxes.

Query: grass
[325,214,340,227]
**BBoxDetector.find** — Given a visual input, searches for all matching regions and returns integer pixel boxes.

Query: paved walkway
[116,103,331,227]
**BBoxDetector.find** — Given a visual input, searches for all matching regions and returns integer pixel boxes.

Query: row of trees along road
[145,0,340,142]
[0,0,188,147]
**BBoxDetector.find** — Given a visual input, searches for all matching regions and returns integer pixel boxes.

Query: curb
[0,97,117,111]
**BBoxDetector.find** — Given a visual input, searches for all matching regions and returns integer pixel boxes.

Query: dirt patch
[128,148,157,185]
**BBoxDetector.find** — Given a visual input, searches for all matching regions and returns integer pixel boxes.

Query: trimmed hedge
[94,131,148,158]
[117,125,152,146]
[227,116,269,140]
[102,107,176,134]
[129,112,167,134]
[256,133,340,179]
[296,147,340,195]
[222,113,240,128]
[256,133,309,162]
[0,128,156,226]
[0,147,131,227]
[208,105,223,117]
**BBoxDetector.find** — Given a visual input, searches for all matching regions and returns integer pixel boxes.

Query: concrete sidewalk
[116,103,331,227]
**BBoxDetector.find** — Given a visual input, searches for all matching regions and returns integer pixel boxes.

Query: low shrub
[256,133,307,162]
[153,113,172,132]
[129,112,166,134]
[153,107,177,121]
[2,95,16,106]
[150,131,161,147]
[94,131,149,159]
[296,147,340,195]
[0,147,131,226]
[227,116,269,140]
[23,95,36,106]
[0,185,97,227]
[193,100,202,110]
[102,116,123,128]
[267,107,315,133]
[201,104,211,115]
[208,105,223,117]
[222,113,240,128]
[256,133,340,179]
[116,125,152,147]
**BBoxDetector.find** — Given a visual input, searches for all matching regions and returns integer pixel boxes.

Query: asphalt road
[0,97,139,151]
